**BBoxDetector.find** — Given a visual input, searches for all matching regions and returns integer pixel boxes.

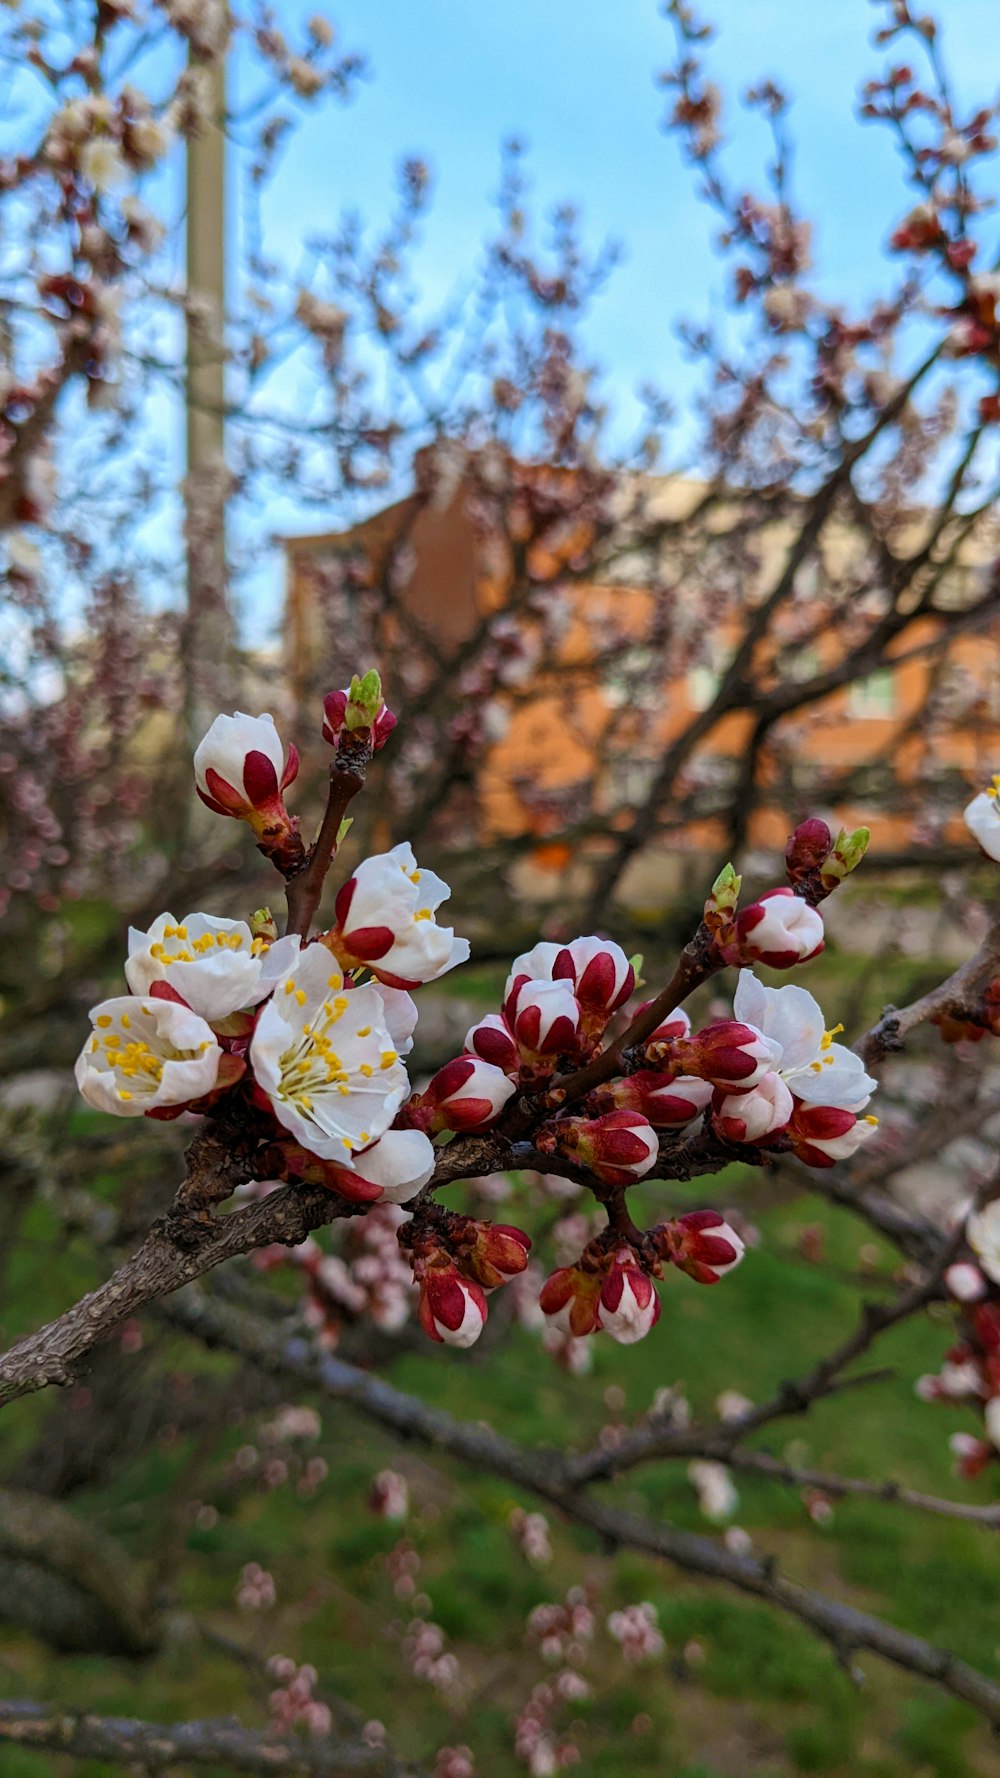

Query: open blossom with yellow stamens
[125,912,301,1021]
[733,970,875,1112]
[249,944,412,1165]
[963,774,1000,862]
[326,841,471,989]
[75,997,222,1117]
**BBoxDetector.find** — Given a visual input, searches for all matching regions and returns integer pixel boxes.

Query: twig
[0,1702,424,1776]
[855,910,1000,1066]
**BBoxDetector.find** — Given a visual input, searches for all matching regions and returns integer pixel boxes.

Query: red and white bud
[464,1012,520,1075]
[541,1110,659,1187]
[552,936,634,1021]
[505,976,584,1064]
[194,712,299,841]
[539,1264,602,1337]
[944,1263,988,1304]
[329,842,470,988]
[786,1102,879,1168]
[671,1020,780,1091]
[465,1222,532,1289]
[505,936,634,1043]
[640,1004,691,1045]
[591,1071,713,1129]
[599,1251,661,1345]
[734,888,824,969]
[322,678,397,751]
[418,1268,488,1348]
[715,1072,793,1144]
[405,1055,516,1133]
[664,1210,746,1284]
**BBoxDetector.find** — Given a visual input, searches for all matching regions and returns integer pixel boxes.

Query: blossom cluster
[73,688,877,1357]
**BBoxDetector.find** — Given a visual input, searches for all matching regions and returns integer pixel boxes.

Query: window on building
[847,668,896,719]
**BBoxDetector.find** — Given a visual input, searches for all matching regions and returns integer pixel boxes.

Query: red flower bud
[464,1012,520,1075]
[714,1072,793,1144]
[465,1222,532,1289]
[734,888,824,969]
[786,1100,879,1167]
[784,817,832,890]
[322,681,397,751]
[417,1266,488,1348]
[670,1020,778,1090]
[539,1110,659,1187]
[661,1209,746,1284]
[403,1055,516,1133]
[599,1250,661,1344]
[539,1264,602,1337]
[590,1071,713,1128]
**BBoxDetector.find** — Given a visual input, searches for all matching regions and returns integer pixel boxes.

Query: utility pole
[183,49,234,746]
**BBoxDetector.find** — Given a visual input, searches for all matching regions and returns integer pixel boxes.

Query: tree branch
[0,1702,424,1777]
[162,1288,1000,1729]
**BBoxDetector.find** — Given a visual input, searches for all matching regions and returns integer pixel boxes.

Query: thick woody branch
[0,1124,516,1411]
[0,1703,423,1777]
[164,1290,1000,1728]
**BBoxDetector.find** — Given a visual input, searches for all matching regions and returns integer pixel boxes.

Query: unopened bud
[706,862,742,916]
[821,826,870,889]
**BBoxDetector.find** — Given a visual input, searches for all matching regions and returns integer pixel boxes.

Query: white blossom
[332,842,470,988]
[734,970,875,1111]
[75,995,221,1116]
[125,912,299,1020]
[249,945,410,1163]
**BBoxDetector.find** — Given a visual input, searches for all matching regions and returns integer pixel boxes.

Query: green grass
[4,1184,998,1778]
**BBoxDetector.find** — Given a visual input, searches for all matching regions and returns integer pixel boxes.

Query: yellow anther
[819,1023,844,1050]
[360,1063,373,1077]
[118,1089,133,1100]
[863,1114,879,1126]
[284,979,297,995]
[342,1138,353,1151]
[414,908,432,922]
[409,869,421,884]
[380,1050,398,1069]
[96,1015,112,1028]
[327,973,343,991]
[121,1013,131,1029]
[295,989,307,1005]
[357,1026,371,1037]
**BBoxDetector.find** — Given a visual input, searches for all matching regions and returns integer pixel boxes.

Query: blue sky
[257,0,997,415]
